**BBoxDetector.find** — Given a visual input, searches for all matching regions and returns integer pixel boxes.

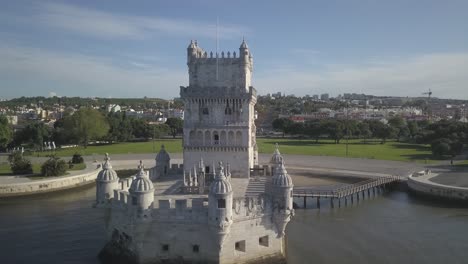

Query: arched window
[220,131,227,145]
[204,131,211,145]
[225,102,232,115]
[213,131,219,145]
[228,131,235,145]
[235,131,242,145]
[189,130,195,145]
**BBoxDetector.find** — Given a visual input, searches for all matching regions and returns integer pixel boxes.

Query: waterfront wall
[0,167,100,197]
[407,175,468,200]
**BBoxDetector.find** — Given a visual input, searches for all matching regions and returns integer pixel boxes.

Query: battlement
[118,176,135,192]
[187,41,253,90]
[189,49,244,60]
[110,193,274,223]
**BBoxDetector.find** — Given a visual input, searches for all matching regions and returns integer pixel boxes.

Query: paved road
[0,151,430,188]
[430,171,468,188]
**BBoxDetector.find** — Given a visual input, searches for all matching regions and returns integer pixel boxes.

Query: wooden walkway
[293,175,406,208]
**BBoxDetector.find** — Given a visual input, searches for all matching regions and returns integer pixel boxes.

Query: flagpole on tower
[216,16,219,81]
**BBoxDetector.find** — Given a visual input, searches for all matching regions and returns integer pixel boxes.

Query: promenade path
[0,153,424,186]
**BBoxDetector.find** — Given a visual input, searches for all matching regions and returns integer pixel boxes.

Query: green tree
[305,121,322,143]
[14,122,50,150]
[165,118,183,138]
[357,122,372,140]
[152,124,170,139]
[0,115,12,149]
[407,121,419,140]
[367,120,395,144]
[272,118,293,137]
[62,108,109,148]
[131,118,152,139]
[321,120,345,144]
[388,116,407,142]
[431,138,451,157]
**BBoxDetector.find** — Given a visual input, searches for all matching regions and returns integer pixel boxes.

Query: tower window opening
[235,240,246,252]
[214,134,219,145]
[193,245,200,253]
[162,244,169,252]
[202,107,209,115]
[205,166,210,174]
[218,199,226,209]
[259,236,269,247]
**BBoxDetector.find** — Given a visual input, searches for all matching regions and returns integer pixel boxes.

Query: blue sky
[1,0,468,99]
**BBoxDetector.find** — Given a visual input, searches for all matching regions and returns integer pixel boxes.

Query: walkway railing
[293,175,406,208]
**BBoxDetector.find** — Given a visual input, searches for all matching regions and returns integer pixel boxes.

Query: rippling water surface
[1,185,468,264]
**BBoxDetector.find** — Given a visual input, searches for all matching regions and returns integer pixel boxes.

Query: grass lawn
[258,138,436,163]
[24,138,440,163]
[454,160,468,169]
[29,139,182,158]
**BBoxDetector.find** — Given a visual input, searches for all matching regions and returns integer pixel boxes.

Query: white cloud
[0,44,186,98]
[255,52,468,99]
[36,2,250,40]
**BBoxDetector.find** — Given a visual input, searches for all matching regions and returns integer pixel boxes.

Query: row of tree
[272,117,468,157]
[0,108,184,150]
[273,117,402,144]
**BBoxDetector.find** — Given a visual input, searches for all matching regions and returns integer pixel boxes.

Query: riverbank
[0,162,100,197]
[408,170,468,200]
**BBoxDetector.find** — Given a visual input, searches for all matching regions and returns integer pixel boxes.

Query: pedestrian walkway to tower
[293,175,407,208]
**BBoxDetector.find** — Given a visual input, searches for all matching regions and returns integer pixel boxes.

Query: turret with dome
[129,160,154,211]
[95,153,119,205]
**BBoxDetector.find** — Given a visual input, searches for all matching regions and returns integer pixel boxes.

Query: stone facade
[95,41,293,264]
[181,40,258,178]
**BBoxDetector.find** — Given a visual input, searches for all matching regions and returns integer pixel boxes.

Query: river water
[1,184,467,264]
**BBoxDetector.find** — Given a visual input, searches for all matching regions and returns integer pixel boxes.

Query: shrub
[8,152,33,175]
[71,153,84,164]
[41,155,67,177]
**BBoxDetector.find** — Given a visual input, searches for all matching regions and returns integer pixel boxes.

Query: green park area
[0,162,86,176]
[27,138,436,163]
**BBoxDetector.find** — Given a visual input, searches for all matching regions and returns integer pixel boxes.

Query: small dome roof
[209,162,232,194]
[240,38,249,49]
[270,143,283,165]
[273,162,293,188]
[97,153,118,182]
[156,145,170,162]
[129,161,154,193]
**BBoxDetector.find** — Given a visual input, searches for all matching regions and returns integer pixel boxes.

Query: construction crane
[422,89,432,99]
[422,89,433,121]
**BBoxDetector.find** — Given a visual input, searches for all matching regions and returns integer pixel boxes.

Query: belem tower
[94,40,294,264]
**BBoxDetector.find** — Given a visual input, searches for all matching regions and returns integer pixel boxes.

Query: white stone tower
[180,40,258,178]
[95,153,119,206]
[129,161,154,211]
[208,162,233,247]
